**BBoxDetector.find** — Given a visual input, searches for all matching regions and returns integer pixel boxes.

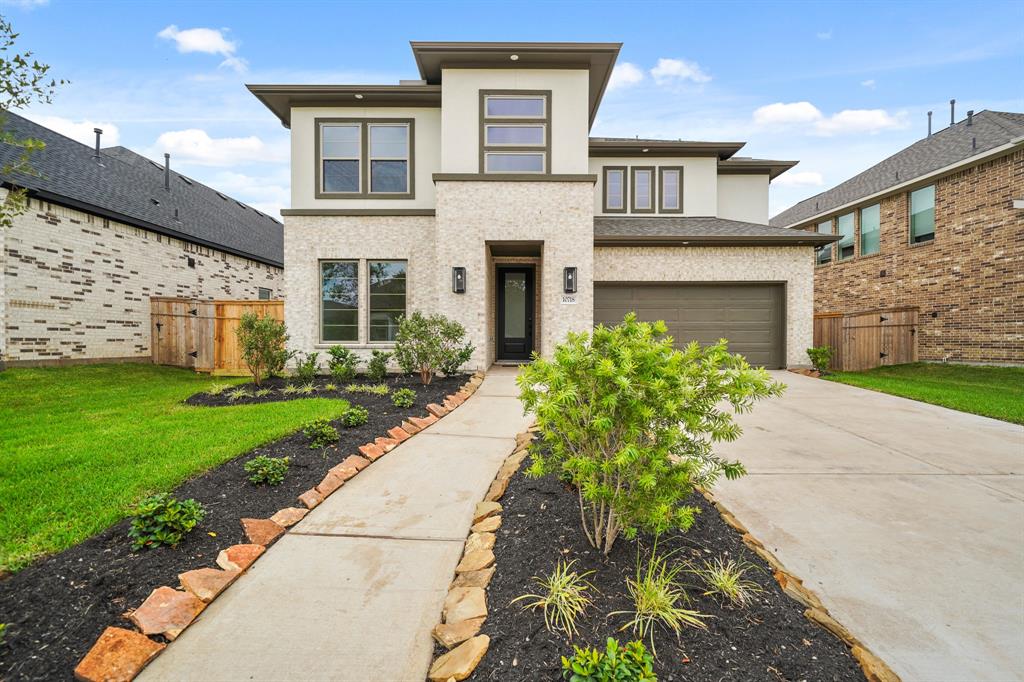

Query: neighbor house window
[659,166,683,213]
[368,124,410,193]
[368,260,407,342]
[258,287,272,300]
[909,184,935,243]
[631,167,655,213]
[480,91,550,174]
[837,212,855,260]
[860,203,880,256]
[316,119,414,198]
[320,261,359,342]
[603,166,627,213]
[816,220,833,265]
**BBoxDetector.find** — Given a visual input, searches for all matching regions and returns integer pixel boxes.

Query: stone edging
[72,371,488,682]
[425,425,537,681]
[700,489,901,682]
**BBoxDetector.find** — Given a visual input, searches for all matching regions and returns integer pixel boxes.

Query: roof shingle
[594,216,838,245]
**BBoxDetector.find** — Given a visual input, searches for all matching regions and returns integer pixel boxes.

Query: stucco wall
[589,157,719,217]
[717,174,769,224]
[593,245,815,366]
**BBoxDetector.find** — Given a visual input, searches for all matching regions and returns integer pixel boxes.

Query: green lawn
[0,364,348,574]
[824,362,1024,425]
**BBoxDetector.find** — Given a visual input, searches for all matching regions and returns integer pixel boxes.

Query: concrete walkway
[140,367,530,682]
[714,371,1024,682]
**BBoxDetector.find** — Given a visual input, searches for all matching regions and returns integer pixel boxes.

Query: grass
[0,364,349,574]
[824,362,1024,425]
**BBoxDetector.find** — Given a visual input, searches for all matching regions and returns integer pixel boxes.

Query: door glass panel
[503,273,526,337]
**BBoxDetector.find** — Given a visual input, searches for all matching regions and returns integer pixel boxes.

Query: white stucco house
[249,41,834,370]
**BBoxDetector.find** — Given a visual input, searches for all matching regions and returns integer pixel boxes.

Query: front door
[496,267,534,361]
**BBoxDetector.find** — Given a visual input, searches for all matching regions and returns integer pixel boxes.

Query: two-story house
[249,41,834,371]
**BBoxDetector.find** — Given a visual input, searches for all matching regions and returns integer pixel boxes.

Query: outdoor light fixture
[510,54,519,61]
[452,267,467,294]
[563,267,577,294]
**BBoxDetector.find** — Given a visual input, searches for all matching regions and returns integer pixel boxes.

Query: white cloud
[816,30,833,40]
[152,128,282,166]
[26,114,120,146]
[753,101,823,126]
[157,25,248,73]
[0,0,49,8]
[753,101,905,136]
[607,62,644,91]
[861,79,876,89]
[773,171,824,187]
[650,58,711,85]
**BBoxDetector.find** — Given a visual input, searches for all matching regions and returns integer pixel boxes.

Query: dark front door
[496,267,534,361]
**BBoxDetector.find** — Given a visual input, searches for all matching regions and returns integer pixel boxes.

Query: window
[631,167,655,213]
[860,204,880,256]
[320,261,359,342]
[602,166,627,213]
[369,124,410,193]
[480,91,550,174]
[368,261,407,342]
[316,119,414,198]
[659,167,683,213]
[910,184,935,243]
[258,287,272,300]
[321,124,361,193]
[816,220,833,265]
[837,212,855,260]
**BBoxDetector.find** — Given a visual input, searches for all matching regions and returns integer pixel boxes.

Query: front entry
[496,266,535,361]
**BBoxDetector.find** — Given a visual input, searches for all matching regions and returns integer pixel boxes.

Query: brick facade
[0,195,283,366]
[802,149,1024,364]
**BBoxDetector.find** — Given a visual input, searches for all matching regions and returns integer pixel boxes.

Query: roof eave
[247,84,443,128]
[589,140,747,159]
[594,233,840,247]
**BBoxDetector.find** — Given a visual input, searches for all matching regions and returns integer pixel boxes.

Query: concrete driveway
[714,371,1024,682]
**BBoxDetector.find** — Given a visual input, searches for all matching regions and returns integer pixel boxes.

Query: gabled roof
[0,111,283,267]
[771,110,1024,228]
[594,216,839,246]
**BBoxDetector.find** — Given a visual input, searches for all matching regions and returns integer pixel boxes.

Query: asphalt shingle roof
[594,216,838,245]
[0,111,283,266]
[770,110,1024,228]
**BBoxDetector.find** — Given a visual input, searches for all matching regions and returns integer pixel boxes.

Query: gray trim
[281,208,435,216]
[718,158,798,180]
[479,90,552,174]
[658,166,684,214]
[590,138,745,159]
[314,117,415,200]
[247,84,441,127]
[432,173,597,183]
[630,166,655,213]
[602,166,627,213]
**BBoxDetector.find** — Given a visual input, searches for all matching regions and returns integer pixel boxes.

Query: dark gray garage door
[593,283,785,368]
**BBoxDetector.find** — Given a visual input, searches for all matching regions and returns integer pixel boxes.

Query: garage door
[593,283,785,368]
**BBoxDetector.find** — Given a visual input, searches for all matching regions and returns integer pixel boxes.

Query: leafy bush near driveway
[690,556,763,607]
[806,345,834,373]
[293,351,320,384]
[391,387,416,408]
[342,405,369,428]
[367,349,391,381]
[236,313,291,387]
[302,417,338,449]
[244,455,290,486]
[128,493,205,551]
[561,637,656,682]
[393,312,474,385]
[518,313,784,554]
[327,346,359,382]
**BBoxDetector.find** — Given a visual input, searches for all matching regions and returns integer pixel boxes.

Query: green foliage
[298,383,316,396]
[236,313,291,387]
[327,345,359,382]
[302,417,338,449]
[342,405,369,428]
[293,351,320,384]
[391,387,416,408]
[0,622,7,646]
[254,388,271,398]
[128,493,205,551]
[227,387,249,403]
[244,455,290,486]
[393,312,474,384]
[206,383,232,396]
[282,384,300,396]
[345,383,389,395]
[367,349,391,381]
[518,313,784,553]
[323,383,338,392]
[512,559,596,638]
[806,345,834,373]
[561,638,656,682]
[690,557,763,607]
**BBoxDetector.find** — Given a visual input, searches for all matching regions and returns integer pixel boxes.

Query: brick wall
[801,149,1024,364]
[1,195,283,365]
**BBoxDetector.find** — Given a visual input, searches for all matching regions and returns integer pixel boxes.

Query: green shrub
[690,557,763,607]
[806,345,834,373]
[236,312,291,387]
[128,493,205,551]
[393,312,474,384]
[293,351,320,383]
[298,383,316,396]
[367,349,391,381]
[254,388,272,398]
[342,405,369,428]
[391,387,416,408]
[227,387,249,403]
[206,383,232,396]
[302,417,338,449]
[282,384,300,396]
[561,638,656,682]
[512,559,595,638]
[324,382,338,392]
[327,345,359,382]
[244,455,290,486]
[345,383,389,395]
[0,623,7,646]
[518,313,783,554]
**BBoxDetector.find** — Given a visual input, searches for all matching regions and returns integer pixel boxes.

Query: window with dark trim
[602,166,627,213]
[631,167,655,213]
[315,118,415,199]
[909,184,935,243]
[320,260,359,342]
[480,91,550,174]
[258,287,272,300]
[860,204,880,256]
[659,166,683,213]
[815,219,833,265]
[836,212,855,260]
[368,260,407,343]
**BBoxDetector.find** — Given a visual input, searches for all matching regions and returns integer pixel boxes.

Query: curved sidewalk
[140,367,529,682]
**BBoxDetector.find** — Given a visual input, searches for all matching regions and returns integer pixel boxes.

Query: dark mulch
[184,373,440,407]
[463,468,863,681]
[0,375,464,681]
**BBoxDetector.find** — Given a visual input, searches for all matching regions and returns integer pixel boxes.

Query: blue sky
[3,0,1022,218]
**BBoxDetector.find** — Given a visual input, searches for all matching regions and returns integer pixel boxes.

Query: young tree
[518,313,784,554]
[392,312,474,384]
[236,312,290,387]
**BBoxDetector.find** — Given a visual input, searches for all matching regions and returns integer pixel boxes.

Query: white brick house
[249,41,835,370]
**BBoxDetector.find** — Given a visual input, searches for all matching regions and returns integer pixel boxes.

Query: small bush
[806,345,834,373]
[282,384,300,396]
[298,383,316,396]
[129,493,205,551]
[324,383,338,392]
[561,638,656,682]
[345,383,389,395]
[512,559,595,639]
[254,388,271,398]
[303,417,338,449]
[391,387,416,408]
[244,455,290,486]
[0,623,7,646]
[690,557,763,607]
[327,345,359,382]
[293,351,320,384]
[342,405,369,428]
[393,312,474,384]
[206,383,232,396]
[237,312,291,387]
[367,349,391,381]
[227,387,249,403]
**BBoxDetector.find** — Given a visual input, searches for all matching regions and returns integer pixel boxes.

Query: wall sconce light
[563,266,577,294]
[452,267,467,294]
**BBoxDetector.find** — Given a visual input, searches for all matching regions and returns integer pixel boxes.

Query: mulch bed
[184,373,438,407]
[0,374,464,681]
[465,468,864,681]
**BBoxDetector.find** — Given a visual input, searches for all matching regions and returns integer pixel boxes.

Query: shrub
[128,493,205,551]
[690,557,763,607]
[518,313,783,554]
[561,638,656,682]
[393,312,474,384]
[227,387,249,403]
[303,417,338,449]
[293,351,320,383]
[206,383,232,396]
[0,623,7,646]
[327,345,359,382]
[324,383,338,392]
[806,345,834,373]
[391,387,416,408]
[512,559,595,638]
[342,405,369,428]
[367,349,391,381]
[244,455,290,486]
[345,383,389,395]
[298,383,316,396]
[254,388,272,398]
[236,312,291,387]
[282,384,300,396]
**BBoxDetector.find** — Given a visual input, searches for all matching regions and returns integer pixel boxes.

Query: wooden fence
[150,297,284,375]
[813,307,918,371]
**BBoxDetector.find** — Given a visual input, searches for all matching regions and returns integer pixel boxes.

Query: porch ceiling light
[354,94,364,99]
[563,267,577,294]
[510,54,519,61]
[452,266,467,294]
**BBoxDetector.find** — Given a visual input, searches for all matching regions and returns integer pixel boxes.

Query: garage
[593,283,786,368]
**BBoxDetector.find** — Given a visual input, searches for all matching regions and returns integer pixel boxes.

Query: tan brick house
[250,41,834,371]
[772,110,1024,365]
[0,112,284,368]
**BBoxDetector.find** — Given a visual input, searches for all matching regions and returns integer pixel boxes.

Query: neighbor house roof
[771,110,1024,228]
[594,216,840,246]
[0,111,283,267]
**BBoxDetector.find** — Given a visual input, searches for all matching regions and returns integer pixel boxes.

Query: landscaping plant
[324,383,338,392]
[244,455,290,486]
[806,345,834,374]
[293,351,320,384]
[367,349,391,381]
[236,312,291,387]
[393,312,474,384]
[282,384,300,396]
[327,345,359,382]
[512,559,596,639]
[206,383,232,396]
[342,405,369,428]
[561,637,656,682]
[227,387,249,403]
[690,557,762,607]
[302,417,338,449]
[298,383,316,396]
[345,383,389,395]
[518,313,783,554]
[128,493,205,551]
[391,387,416,408]
[254,388,271,398]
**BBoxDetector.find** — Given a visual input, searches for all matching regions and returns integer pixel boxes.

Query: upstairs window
[659,167,683,213]
[631,167,655,213]
[816,219,833,265]
[837,212,855,260]
[321,124,361,193]
[910,184,935,243]
[602,167,626,213]
[481,91,550,174]
[369,124,410,193]
[317,119,414,198]
[860,204,880,256]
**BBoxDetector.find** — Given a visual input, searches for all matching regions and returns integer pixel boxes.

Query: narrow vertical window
[860,204,880,256]
[631,167,654,213]
[368,260,407,342]
[659,167,683,213]
[603,167,626,213]
[910,185,935,243]
[837,212,855,260]
[369,124,410,194]
[320,124,360,193]
[816,220,833,265]
[321,261,359,342]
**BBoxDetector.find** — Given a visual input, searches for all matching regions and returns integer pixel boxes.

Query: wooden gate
[150,297,284,375]
[813,307,918,371]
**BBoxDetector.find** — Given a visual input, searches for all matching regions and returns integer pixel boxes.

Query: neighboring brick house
[249,41,835,371]
[772,110,1024,365]
[0,112,284,368]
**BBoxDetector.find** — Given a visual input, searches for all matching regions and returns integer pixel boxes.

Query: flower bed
[184,374,443,407]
